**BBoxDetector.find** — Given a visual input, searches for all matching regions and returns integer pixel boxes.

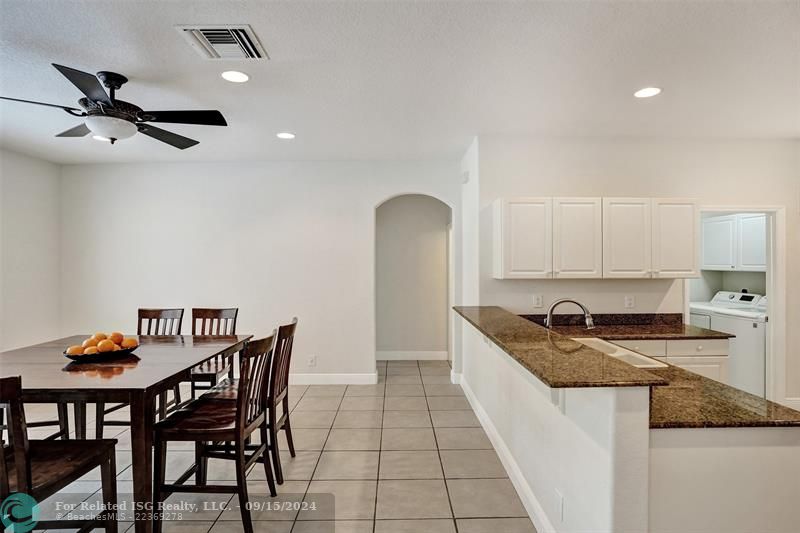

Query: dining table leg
[130,391,155,533]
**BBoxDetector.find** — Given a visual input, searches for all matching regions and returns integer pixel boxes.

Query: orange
[121,338,138,349]
[112,344,121,351]
[82,337,99,349]
[66,345,83,355]
[84,346,99,354]
[97,339,115,352]
[109,332,124,344]
[93,332,108,341]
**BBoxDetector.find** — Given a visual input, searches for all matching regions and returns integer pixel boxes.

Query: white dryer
[690,292,767,397]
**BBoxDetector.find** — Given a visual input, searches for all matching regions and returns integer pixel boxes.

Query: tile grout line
[289,383,333,532]
[425,359,460,533]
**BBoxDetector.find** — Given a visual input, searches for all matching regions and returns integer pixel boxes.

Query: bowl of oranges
[64,332,139,362]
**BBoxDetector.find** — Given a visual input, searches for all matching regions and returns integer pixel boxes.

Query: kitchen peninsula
[454,306,800,533]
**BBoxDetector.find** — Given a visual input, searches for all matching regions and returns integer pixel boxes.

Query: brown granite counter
[457,306,800,428]
[454,306,667,388]
[648,365,800,428]
[521,313,734,340]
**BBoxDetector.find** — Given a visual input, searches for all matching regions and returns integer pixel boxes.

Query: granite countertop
[521,313,734,340]
[456,306,800,428]
[648,365,800,428]
[454,306,667,388]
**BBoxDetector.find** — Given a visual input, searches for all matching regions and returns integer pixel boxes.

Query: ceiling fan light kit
[0,63,228,149]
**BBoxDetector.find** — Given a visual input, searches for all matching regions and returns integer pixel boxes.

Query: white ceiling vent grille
[176,25,268,60]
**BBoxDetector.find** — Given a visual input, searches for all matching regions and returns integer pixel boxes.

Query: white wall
[376,194,450,354]
[58,160,460,379]
[473,137,800,394]
[0,148,61,351]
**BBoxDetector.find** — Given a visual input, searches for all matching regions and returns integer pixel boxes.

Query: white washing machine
[690,292,767,397]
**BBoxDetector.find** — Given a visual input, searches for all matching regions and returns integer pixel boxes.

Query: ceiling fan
[0,64,227,149]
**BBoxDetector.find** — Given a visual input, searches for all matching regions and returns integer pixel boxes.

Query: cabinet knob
[697,345,704,351]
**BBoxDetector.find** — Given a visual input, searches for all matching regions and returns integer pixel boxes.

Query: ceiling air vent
[176,25,268,60]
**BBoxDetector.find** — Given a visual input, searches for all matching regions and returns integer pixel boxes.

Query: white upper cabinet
[737,214,767,272]
[701,215,737,270]
[602,198,652,278]
[492,198,553,279]
[552,197,602,278]
[492,196,699,279]
[702,213,767,272]
[651,198,699,278]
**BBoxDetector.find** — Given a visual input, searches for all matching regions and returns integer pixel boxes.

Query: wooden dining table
[0,333,252,533]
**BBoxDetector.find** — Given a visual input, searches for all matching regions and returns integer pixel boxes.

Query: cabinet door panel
[701,215,737,270]
[553,197,602,278]
[667,356,729,384]
[737,214,767,271]
[602,198,652,278]
[652,199,698,278]
[493,198,553,279]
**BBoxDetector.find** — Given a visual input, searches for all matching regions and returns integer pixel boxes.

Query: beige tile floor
[25,360,535,533]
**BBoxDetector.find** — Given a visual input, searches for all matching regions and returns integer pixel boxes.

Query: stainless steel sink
[572,337,667,368]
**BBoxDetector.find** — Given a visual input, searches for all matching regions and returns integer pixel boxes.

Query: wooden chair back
[192,308,238,335]
[268,318,298,406]
[236,334,276,431]
[138,308,184,335]
[0,376,30,497]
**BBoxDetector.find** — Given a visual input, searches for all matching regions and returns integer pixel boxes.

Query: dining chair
[1,403,70,442]
[201,318,298,485]
[1,376,118,532]
[189,308,239,398]
[153,334,277,533]
[95,308,185,437]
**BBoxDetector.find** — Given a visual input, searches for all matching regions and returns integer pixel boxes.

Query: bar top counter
[455,306,800,428]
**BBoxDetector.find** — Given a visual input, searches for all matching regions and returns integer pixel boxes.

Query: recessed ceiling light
[92,135,112,142]
[634,87,662,98]
[276,132,296,140]
[221,71,249,83]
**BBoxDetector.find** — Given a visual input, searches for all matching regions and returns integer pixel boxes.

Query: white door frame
[685,205,793,408]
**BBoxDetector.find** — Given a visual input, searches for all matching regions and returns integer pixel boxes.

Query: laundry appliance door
[709,314,766,397]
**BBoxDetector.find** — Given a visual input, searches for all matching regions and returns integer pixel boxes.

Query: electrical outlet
[624,295,635,309]
[532,294,543,308]
[307,355,317,368]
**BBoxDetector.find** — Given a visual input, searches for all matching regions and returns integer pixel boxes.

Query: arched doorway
[375,194,452,362]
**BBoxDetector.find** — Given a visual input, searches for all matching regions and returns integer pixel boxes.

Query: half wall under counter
[454,306,800,533]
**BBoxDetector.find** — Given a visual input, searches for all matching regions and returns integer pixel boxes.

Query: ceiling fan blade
[56,123,90,137]
[52,63,112,106]
[137,124,199,150]
[0,96,83,113]
[140,110,227,126]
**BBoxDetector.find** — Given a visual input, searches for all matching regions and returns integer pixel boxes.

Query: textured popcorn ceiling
[0,0,798,163]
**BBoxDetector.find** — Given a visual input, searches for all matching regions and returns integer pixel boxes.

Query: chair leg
[268,412,283,485]
[173,385,182,408]
[74,401,87,439]
[57,402,70,439]
[282,397,296,458]
[96,402,105,438]
[259,425,277,497]
[195,441,208,486]
[235,442,254,533]
[100,450,118,533]
[153,438,167,533]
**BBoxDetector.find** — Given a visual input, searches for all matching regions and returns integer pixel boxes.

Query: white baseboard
[450,370,462,384]
[460,377,556,533]
[780,397,800,410]
[289,372,378,385]
[376,350,448,361]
